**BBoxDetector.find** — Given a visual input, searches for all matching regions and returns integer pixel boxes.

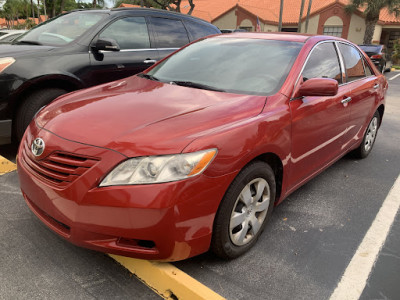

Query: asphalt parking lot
[1,71,399,300]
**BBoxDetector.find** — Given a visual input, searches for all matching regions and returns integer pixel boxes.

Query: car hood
[36,76,267,157]
[0,44,55,57]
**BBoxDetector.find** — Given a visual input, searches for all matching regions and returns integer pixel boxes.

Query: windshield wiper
[14,40,42,45]
[170,81,225,92]
[137,73,160,81]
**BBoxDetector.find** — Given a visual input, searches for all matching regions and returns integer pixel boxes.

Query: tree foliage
[346,0,400,44]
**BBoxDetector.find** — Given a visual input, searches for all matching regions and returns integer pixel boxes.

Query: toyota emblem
[31,138,45,157]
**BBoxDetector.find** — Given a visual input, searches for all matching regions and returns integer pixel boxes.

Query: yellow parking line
[0,156,17,175]
[110,255,226,300]
[1,153,221,298]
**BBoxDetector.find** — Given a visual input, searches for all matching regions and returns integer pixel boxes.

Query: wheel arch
[11,76,84,130]
[249,152,283,204]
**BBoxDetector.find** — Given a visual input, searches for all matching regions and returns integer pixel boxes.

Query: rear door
[289,41,352,188]
[149,17,190,60]
[89,16,159,85]
[336,42,379,147]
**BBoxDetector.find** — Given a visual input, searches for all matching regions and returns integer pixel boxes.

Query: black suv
[0,8,220,144]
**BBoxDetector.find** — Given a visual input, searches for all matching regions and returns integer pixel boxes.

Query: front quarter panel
[183,93,291,190]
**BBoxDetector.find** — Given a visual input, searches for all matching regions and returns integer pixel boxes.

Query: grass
[392,65,400,70]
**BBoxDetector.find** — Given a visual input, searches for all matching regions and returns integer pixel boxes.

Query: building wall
[263,24,279,32]
[317,3,351,39]
[372,25,383,44]
[213,9,237,30]
[239,18,254,31]
[302,15,320,34]
[347,14,366,44]
[324,15,343,26]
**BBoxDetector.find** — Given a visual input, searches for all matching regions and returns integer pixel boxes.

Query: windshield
[15,11,106,46]
[147,37,303,96]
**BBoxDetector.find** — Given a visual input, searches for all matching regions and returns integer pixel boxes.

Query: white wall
[348,14,366,44]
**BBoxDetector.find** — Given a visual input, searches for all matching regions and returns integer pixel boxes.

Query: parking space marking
[389,73,400,81]
[0,155,17,175]
[110,255,225,300]
[329,175,400,300]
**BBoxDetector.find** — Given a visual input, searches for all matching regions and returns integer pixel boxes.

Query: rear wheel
[211,161,275,259]
[353,111,380,158]
[15,88,67,141]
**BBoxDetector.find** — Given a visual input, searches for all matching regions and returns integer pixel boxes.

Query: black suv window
[302,42,342,84]
[184,21,219,40]
[338,43,366,83]
[99,17,150,49]
[151,17,189,48]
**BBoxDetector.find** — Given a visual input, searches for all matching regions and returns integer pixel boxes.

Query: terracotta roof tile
[179,0,399,24]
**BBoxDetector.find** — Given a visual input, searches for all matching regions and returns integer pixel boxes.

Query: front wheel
[211,161,276,259]
[352,111,380,158]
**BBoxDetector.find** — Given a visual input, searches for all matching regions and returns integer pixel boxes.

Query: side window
[302,42,342,84]
[184,21,219,40]
[151,17,189,48]
[99,17,150,50]
[363,58,374,76]
[338,43,366,82]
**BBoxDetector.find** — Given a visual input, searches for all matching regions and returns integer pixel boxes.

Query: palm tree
[347,0,400,44]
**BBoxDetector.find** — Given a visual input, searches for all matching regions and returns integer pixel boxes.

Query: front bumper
[18,124,236,261]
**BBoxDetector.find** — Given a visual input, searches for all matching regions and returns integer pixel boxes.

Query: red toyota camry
[18,33,387,261]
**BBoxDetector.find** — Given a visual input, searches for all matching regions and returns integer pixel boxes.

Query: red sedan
[18,33,387,261]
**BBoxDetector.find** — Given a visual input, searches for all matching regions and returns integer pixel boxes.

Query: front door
[89,16,159,86]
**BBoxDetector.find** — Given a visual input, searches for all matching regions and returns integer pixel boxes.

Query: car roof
[67,7,215,25]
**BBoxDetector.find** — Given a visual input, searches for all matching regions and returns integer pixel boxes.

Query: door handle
[373,83,380,89]
[143,59,157,64]
[341,97,352,104]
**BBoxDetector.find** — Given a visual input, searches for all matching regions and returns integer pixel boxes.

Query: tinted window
[302,42,342,83]
[147,38,302,96]
[184,21,218,40]
[338,43,366,82]
[363,58,374,76]
[99,17,150,49]
[151,17,189,48]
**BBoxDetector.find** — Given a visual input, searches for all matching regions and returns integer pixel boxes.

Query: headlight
[99,149,217,186]
[0,57,15,73]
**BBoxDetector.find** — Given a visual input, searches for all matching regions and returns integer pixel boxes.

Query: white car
[0,30,26,43]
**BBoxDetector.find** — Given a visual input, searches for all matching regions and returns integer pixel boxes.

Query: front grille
[22,138,99,187]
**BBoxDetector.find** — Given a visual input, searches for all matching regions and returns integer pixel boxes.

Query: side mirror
[93,38,120,52]
[297,78,338,97]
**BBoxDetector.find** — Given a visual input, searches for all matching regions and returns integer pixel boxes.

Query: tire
[211,161,276,259]
[15,88,67,141]
[352,111,380,159]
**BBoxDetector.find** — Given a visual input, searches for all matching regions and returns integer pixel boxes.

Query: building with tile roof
[178,0,400,55]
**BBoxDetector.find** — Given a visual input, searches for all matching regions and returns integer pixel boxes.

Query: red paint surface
[18,34,387,261]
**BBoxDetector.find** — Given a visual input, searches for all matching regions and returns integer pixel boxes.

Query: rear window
[359,45,381,53]
[184,21,219,40]
[147,37,303,96]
